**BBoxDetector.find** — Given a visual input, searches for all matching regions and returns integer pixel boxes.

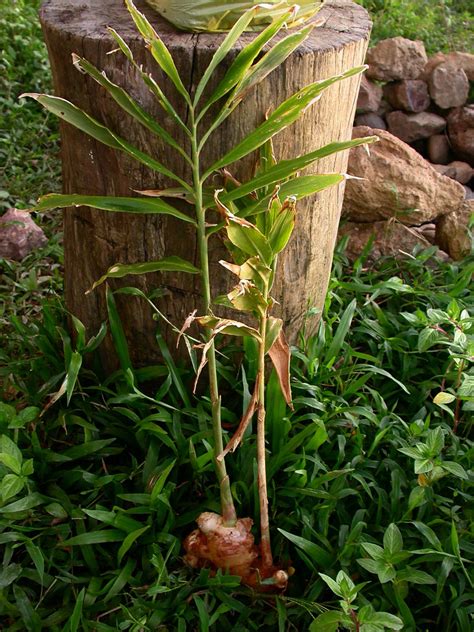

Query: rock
[432,164,458,179]
[423,51,474,82]
[464,186,474,200]
[366,37,428,81]
[446,161,474,185]
[0,209,48,261]
[417,223,436,243]
[436,200,474,260]
[447,106,474,166]
[427,134,451,165]
[343,126,465,224]
[386,111,446,143]
[428,63,469,110]
[383,80,430,113]
[357,75,383,113]
[338,220,433,261]
[354,113,387,130]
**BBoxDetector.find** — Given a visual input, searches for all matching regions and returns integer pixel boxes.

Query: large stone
[428,63,469,110]
[427,134,451,165]
[354,112,387,130]
[386,111,446,143]
[423,51,474,82]
[431,162,473,184]
[357,75,383,113]
[338,220,434,261]
[0,209,48,261]
[343,126,465,224]
[366,37,427,81]
[436,200,474,260]
[447,106,474,166]
[383,80,430,113]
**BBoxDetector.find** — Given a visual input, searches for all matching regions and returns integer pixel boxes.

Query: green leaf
[426,427,444,455]
[418,326,442,352]
[278,528,332,567]
[118,525,151,564]
[1,474,25,503]
[265,317,283,354]
[309,612,349,632]
[208,64,366,174]
[0,493,45,514]
[62,529,125,546]
[383,524,403,556]
[13,585,42,632]
[125,0,190,104]
[10,407,40,428]
[396,568,436,584]
[411,521,442,551]
[0,563,22,589]
[319,573,343,597]
[68,587,86,632]
[106,286,133,377]
[89,257,200,292]
[433,391,456,405]
[442,461,469,479]
[0,434,22,465]
[221,137,377,202]
[25,542,45,585]
[72,54,188,159]
[0,453,22,476]
[151,459,176,501]
[361,542,385,560]
[193,6,259,106]
[203,8,295,111]
[232,25,316,105]
[365,612,403,630]
[33,193,195,224]
[225,217,273,265]
[325,298,357,364]
[66,351,82,405]
[21,94,187,187]
[268,202,295,254]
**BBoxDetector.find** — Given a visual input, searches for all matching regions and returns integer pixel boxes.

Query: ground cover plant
[0,0,473,630]
[356,0,473,54]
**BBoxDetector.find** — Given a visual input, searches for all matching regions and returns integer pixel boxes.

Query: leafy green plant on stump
[22,0,375,588]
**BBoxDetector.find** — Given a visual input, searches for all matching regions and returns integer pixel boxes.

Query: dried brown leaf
[268,328,293,409]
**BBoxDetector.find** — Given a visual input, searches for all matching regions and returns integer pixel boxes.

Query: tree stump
[40,0,371,368]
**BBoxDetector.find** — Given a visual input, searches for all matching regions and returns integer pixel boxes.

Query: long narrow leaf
[21,94,189,188]
[125,0,191,105]
[72,54,190,162]
[106,286,133,377]
[206,66,366,175]
[201,7,298,114]
[33,194,195,225]
[108,27,190,136]
[193,5,259,107]
[89,257,200,293]
[199,22,314,150]
[219,136,378,199]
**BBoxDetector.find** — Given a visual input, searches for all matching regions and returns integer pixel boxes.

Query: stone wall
[342,37,473,261]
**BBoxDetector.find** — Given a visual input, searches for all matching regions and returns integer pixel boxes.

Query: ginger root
[184,512,288,591]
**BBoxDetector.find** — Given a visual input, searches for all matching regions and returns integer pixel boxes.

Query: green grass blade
[67,587,85,632]
[117,525,150,564]
[106,286,133,378]
[324,298,357,364]
[65,351,82,405]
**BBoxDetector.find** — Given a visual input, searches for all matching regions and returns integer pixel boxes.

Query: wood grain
[40,0,371,368]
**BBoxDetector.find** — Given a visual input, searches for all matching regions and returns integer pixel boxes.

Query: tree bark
[40,0,371,369]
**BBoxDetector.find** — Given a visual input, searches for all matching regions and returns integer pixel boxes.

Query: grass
[0,243,473,630]
[357,0,473,54]
[0,1,473,630]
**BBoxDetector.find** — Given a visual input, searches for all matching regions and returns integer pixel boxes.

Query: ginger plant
[22,0,376,587]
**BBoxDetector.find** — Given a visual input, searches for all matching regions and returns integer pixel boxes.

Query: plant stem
[257,305,273,569]
[191,116,237,527]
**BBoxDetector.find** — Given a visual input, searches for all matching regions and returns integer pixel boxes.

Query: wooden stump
[40,0,371,368]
